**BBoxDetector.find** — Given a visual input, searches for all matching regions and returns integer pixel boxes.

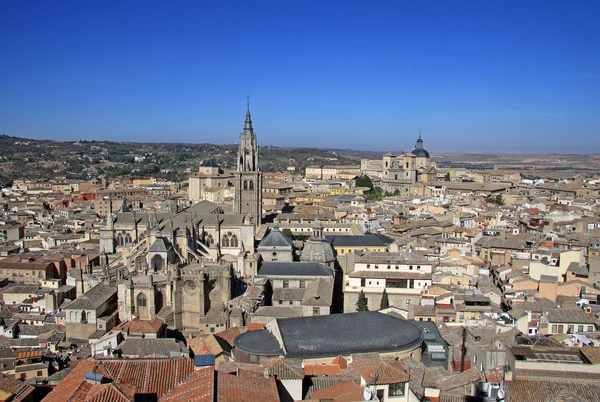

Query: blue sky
[1,1,599,153]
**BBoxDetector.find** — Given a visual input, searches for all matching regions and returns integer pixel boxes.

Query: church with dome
[361,133,438,194]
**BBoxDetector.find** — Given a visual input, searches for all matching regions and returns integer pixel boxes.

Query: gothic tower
[100,199,115,254]
[234,100,262,224]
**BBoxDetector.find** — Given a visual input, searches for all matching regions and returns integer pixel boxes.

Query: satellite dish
[363,387,372,401]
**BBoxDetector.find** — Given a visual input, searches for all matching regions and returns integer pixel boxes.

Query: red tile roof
[310,379,364,402]
[217,371,279,402]
[42,358,196,402]
[0,374,36,402]
[359,361,410,385]
[159,366,215,402]
[214,326,242,347]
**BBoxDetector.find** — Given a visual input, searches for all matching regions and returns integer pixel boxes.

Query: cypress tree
[356,290,369,312]
[380,288,390,310]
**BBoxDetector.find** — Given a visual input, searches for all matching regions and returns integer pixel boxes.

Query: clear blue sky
[1,1,599,153]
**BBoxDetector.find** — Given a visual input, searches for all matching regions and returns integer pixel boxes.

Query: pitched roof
[114,338,187,357]
[64,283,117,310]
[257,261,333,277]
[506,378,600,402]
[159,366,214,402]
[0,374,36,402]
[216,371,279,402]
[546,309,599,325]
[309,379,365,401]
[258,227,293,248]
[359,361,410,384]
[42,358,196,402]
[325,234,387,247]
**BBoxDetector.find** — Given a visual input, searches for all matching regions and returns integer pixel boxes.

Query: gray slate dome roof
[411,135,430,158]
[258,224,293,249]
[301,238,335,264]
[234,311,423,359]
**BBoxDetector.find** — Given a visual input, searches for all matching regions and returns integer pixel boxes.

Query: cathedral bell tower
[234,99,262,224]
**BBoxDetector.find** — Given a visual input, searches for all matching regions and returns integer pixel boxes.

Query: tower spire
[244,95,254,135]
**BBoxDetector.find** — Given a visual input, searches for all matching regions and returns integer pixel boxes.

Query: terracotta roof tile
[359,361,410,385]
[42,358,196,402]
[0,374,36,402]
[159,366,215,402]
[217,371,279,402]
[310,379,365,402]
[507,378,600,402]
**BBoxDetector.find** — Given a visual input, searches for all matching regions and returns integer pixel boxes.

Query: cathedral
[96,104,264,335]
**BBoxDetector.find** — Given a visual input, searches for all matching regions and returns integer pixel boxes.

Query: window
[80,311,87,323]
[279,300,283,305]
[578,325,584,332]
[417,265,421,270]
[37,370,43,377]
[299,281,306,289]
[289,301,293,305]
[588,326,595,332]
[405,299,411,306]
[387,265,391,270]
[313,307,320,315]
[389,382,405,396]
[282,280,289,288]
[137,293,147,307]
[375,265,379,269]
[367,264,371,269]
[409,265,413,270]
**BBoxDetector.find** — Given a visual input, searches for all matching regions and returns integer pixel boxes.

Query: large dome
[301,238,335,264]
[411,135,430,158]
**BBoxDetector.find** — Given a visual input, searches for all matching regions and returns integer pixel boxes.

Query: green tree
[281,229,294,240]
[495,194,505,206]
[356,290,369,312]
[380,289,389,310]
[355,175,374,191]
[445,172,451,181]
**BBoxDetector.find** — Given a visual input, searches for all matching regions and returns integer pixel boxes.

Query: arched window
[385,161,388,168]
[125,233,132,245]
[152,254,164,271]
[117,233,124,247]
[230,234,238,248]
[243,181,248,190]
[137,293,147,308]
[222,235,230,248]
[249,180,254,190]
[80,311,87,323]
[205,233,214,247]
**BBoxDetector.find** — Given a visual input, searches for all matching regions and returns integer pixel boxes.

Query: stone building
[117,263,232,335]
[257,219,294,262]
[188,160,235,204]
[361,134,437,194]
[64,283,118,341]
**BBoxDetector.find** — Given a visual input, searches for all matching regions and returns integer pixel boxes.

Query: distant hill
[1,134,598,187]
